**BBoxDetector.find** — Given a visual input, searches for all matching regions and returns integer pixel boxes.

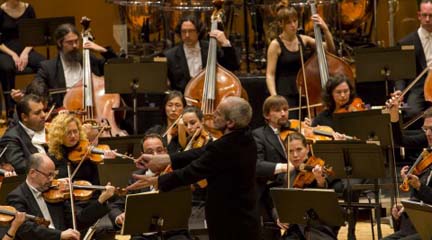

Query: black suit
[252,125,287,238]
[158,129,261,240]
[34,49,117,107]
[397,31,430,120]
[6,182,109,240]
[163,40,240,92]
[0,123,40,174]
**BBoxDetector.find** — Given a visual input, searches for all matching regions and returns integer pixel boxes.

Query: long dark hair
[322,75,356,112]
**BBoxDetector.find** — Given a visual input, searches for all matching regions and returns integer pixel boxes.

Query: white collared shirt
[19,122,46,154]
[26,180,55,229]
[418,27,432,67]
[60,53,82,88]
[183,42,202,78]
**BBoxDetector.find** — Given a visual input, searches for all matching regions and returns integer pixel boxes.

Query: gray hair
[27,153,45,173]
[221,97,252,129]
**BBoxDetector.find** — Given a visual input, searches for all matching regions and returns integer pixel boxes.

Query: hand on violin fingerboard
[98,183,115,204]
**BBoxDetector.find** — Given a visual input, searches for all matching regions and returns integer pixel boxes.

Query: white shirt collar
[26,179,42,196]
[19,121,36,138]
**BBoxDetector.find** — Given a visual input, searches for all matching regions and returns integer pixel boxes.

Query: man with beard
[11,23,117,107]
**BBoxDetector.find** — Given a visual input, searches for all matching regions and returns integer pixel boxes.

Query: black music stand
[355,46,416,98]
[0,175,26,205]
[18,17,75,59]
[121,188,192,238]
[104,60,168,135]
[270,188,344,240]
[312,141,386,239]
[402,200,432,240]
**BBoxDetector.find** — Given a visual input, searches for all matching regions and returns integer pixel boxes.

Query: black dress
[0,3,45,111]
[275,35,310,119]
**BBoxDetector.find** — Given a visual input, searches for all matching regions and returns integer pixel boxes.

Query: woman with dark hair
[311,75,364,128]
[0,0,45,113]
[146,90,186,153]
[266,2,335,120]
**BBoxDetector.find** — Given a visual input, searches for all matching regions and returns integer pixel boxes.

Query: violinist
[252,95,291,239]
[0,94,47,174]
[47,113,115,185]
[178,106,214,150]
[266,2,335,120]
[164,14,240,93]
[6,153,115,240]
[146,91,185,153]
[311,75,365,129]
[11,23,117,107]
[282,132,337,240]
[0,211,25,240]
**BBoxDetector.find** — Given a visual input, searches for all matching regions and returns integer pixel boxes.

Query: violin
[334,97,366,113]
[43,179,127,203]
[68,140,135,164]
[292,156,334,188]
[400,147,432,192]
[0,205,50,227]
[280,120,354,142]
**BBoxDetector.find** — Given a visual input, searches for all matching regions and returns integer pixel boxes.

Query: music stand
[97,161,136,187]
[0,175,26,205]
[104,60,168,135]
[402,200,432,240]
[355,46,416,96]
[270,188,344,239]
[121,188,192,237]
[312,141,386,239]
[18,17,75,59]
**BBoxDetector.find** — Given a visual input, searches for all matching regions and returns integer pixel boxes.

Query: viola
[400,147,432,192]
[292,156,334,188]
[0,205,50,227]
[43,179,127,203]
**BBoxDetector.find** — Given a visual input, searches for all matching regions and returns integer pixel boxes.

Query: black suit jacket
[34,49,117,107]
[7,182,109,240]
[158,129,261,240]
[396,31,427,92]
[252,125,287,222]
[163,40,240,92]
[0,123,39,174]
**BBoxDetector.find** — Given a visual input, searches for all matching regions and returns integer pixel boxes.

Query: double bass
[184,0,248,136]
[63,17,127,137]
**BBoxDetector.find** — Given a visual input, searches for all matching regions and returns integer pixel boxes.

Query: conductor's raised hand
[126,175,158,191]
[135,154,171,173]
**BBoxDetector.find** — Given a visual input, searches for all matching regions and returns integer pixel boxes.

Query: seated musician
[146,91,186,154]
[0,211,25,240]
[0,94,47,174]
[164,14,240,93]
[6,153,115,240]
[383,97,432,240]
[311,74,365,129]
[252,95,291,239]
[109,133,191,240]
[47,113,115,185]
[178,105,214,150]
[11,23,117,107]
[282,132,337,240]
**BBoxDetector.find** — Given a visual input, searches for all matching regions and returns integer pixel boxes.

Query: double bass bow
[63,17,127,137]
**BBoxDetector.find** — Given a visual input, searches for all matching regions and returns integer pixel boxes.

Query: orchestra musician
[164,14,240,93]
[47,113,115,185]
[0,0,45,114]
[6,153,115,240]
[108,133,192,240]
[146,91,186,154]
[10,23,117,107]
[282,132,337,240]
[384,96,432,240]
[0,211,25,240]
[396,0,432,124]
[178,105,214,150]
[0,94,47,174]
[266,2,335,119]
[128,97,261,240]
[252,95,291,239]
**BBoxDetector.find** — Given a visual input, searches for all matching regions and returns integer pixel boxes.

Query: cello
[184,0,248,137]
[63,17,127,137]
[296,0,354,113]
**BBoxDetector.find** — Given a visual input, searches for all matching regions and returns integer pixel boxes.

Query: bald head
[219,97,252,129]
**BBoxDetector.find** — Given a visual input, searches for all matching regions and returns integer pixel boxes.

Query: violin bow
[67,163,77,230]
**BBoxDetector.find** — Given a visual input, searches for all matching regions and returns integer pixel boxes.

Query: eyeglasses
[34,169,58,179]
[420,13,432,19]
[422,126,432,133]
[334,89,350,96]
[143,147,166,155]
[66,129,79,137]
[181,29,197,34]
